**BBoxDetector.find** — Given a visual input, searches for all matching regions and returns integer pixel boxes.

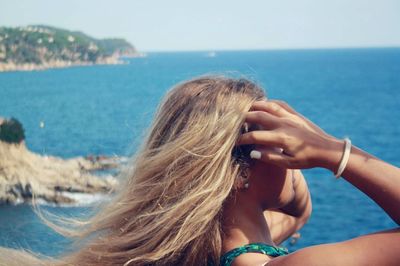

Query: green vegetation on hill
[0,25,137,65]
[0,118,25,144]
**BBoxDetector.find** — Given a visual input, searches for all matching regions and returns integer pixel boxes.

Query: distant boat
[205,51,217,58]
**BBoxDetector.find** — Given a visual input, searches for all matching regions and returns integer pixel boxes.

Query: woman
[0,76,399,265]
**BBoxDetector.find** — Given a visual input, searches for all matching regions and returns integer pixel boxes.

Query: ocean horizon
[140,46,400,53]
[0,48,399,256]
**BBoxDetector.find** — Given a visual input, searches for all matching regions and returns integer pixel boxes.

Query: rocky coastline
[0,56,123,72]
[0,141,121,205]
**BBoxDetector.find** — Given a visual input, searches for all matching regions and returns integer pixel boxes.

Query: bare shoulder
[266,228,400,266]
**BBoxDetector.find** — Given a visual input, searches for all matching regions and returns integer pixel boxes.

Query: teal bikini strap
[220,243,289,266]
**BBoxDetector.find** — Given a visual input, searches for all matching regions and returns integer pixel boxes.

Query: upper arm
[267,228,400,266]
[264,170,312,245]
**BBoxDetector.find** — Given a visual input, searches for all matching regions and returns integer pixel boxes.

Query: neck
[222,190,275,253]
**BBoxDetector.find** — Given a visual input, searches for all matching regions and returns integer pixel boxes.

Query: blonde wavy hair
[0,76,265,266]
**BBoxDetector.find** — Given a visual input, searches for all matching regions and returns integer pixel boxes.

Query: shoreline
[0,53,146,73]
[0,57,124,73]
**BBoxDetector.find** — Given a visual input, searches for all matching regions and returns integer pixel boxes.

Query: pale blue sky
[1,0,400,52]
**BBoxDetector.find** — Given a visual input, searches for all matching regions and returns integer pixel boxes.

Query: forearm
[323,137,400,225]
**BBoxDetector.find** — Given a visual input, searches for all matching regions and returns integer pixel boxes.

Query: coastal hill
[0,25,139,72]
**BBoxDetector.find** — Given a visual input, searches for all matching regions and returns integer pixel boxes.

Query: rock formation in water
[0,117,119,205]
[0,141,119,205]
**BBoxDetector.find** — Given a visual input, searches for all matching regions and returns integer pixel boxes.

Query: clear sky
[1,0,400,52]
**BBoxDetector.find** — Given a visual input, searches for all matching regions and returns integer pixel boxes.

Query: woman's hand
[237,100,343,171]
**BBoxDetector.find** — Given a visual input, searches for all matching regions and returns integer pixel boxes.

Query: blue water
[0,48,399,257]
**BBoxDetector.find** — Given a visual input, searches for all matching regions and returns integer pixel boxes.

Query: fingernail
[250,150,261,159]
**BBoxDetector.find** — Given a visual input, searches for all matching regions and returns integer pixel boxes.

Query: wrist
[317,136,345,173]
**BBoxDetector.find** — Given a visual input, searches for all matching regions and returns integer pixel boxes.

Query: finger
[250,149,295,168]
[236,130,286,148]
[250,100,294,118]
[270,100,310,125]
[244,111,282,130]
[253,100,314,132]
[269,100,298,116]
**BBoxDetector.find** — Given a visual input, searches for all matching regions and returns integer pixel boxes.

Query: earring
[243,178,249,189]
[237,168,250,190]
[244,167,251,189]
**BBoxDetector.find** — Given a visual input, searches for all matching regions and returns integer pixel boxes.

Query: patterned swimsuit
[220,243,289,266]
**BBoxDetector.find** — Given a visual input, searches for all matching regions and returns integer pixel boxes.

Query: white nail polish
[250,150,261,159]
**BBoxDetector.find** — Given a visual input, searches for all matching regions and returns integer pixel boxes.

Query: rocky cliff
[0,141,119,205]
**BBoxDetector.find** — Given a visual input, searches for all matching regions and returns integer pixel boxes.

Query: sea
[0,48,399,257]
